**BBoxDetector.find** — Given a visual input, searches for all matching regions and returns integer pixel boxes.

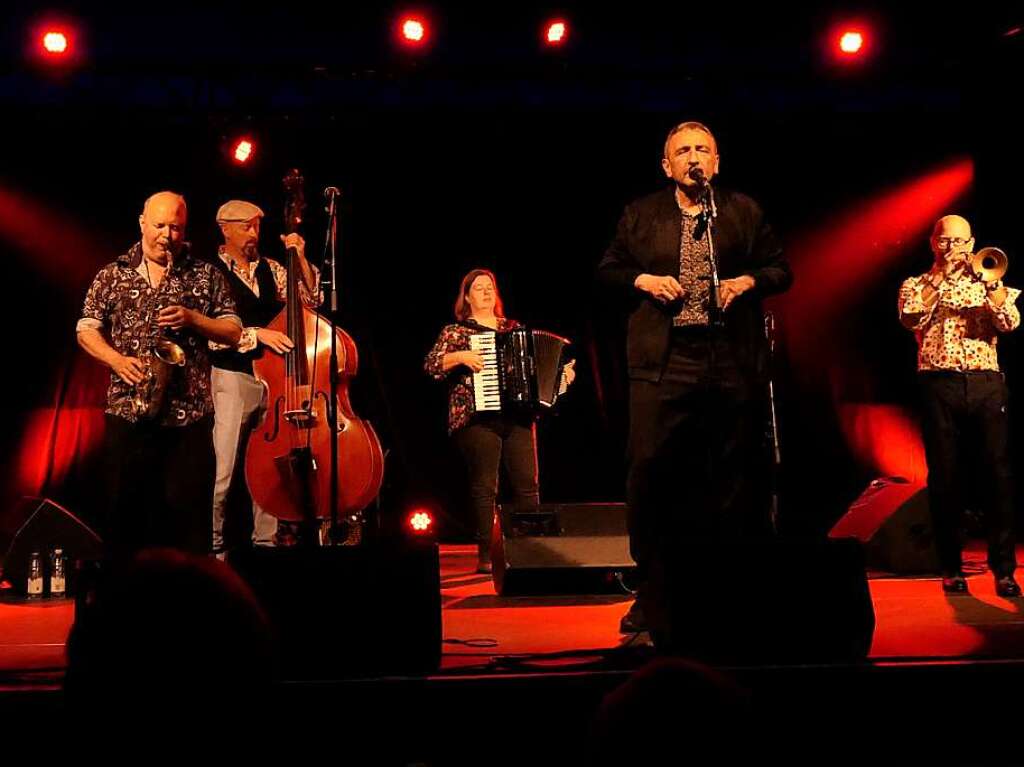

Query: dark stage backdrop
[1,15,1021,542]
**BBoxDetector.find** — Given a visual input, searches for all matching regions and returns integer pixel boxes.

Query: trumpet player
[898,214,1021,597]
[77,191,242,560]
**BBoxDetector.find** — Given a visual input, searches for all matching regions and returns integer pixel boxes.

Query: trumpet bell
[970,247,1008,283]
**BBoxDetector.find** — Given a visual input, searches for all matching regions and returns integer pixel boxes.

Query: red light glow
[777,156,975,380]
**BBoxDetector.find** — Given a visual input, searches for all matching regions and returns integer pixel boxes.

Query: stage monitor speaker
[229,540,441,679]
[653,538,874,665]
[491,503,636,596]
[1,496,103,596]
[829,477,939,574]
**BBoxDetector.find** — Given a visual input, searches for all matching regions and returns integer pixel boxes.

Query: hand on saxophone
[157,305,194,330]
[112,354,146,385]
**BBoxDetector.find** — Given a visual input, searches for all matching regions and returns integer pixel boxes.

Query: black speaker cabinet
[229,540,441,678]
[651,538,875,665]
[1,496,102,596]
[491,503,636,596]
[829,477,939,574]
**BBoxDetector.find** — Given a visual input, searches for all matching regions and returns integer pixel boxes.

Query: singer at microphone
[596,120,793,638]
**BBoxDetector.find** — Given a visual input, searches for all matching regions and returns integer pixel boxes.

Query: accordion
[469,327,571,414]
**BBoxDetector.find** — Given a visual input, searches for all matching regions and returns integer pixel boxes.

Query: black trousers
[453,413,540,544]
[919,371,1017,577]
[626,329,767,592]
[102,414,216,562]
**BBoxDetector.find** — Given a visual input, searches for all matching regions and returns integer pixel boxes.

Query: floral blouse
[77,242,241,426]
[899,270,1021,372]
[424,318,520,434]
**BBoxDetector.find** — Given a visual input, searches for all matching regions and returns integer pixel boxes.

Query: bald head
[139,191,187,263]
[932,215,971,240]
[930,214,975,266]
[142,191,187,222]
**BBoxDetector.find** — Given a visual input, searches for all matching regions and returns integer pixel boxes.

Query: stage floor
[3,542,1024,683]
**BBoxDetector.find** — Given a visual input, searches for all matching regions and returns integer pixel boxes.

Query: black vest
[211,257,285,374]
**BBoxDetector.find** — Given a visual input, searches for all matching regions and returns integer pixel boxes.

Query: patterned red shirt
[424,318,521,434]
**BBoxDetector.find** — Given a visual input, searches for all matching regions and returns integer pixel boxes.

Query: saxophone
[131,301,186,420]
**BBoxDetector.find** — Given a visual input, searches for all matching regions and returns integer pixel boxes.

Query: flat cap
[216,200,264,223]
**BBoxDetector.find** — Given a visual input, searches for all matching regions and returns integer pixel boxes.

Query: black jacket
[597,186,792,385]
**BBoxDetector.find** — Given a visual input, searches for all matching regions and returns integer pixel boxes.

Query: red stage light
[408,510,434,533]
[42,30,69,55]
[401,16,428,45]
[839,30,865,55]
[546,20,568,45]
[232,139,254,164]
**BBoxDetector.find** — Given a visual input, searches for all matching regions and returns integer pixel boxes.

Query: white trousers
[211,367,278,551]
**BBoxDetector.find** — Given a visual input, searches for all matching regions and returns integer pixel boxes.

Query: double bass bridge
[284,407,318,428]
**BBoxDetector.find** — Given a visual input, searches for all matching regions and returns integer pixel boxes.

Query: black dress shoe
[995,576,1021,598]
[942,574,969,594]
[619,601,647,633]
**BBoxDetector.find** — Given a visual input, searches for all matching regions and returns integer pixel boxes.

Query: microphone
[687,167,707,186]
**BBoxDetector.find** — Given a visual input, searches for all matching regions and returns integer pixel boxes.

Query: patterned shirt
[215,248,322,353]
[674,193,712,327]
[424,318,521,434]
[77,242,241,426]
[898,270,1021,372]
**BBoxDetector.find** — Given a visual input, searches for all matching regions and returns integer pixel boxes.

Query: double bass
[245,170,384,537]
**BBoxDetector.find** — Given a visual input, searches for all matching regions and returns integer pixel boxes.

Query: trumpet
[968,246,1008,284]
[131,306,186,420]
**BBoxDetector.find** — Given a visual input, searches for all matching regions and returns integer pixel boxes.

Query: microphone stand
[322,187,343,545]
[696,179,723,328]
[764,311,782,534]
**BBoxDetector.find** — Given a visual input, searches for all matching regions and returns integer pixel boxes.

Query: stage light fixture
[408,510,434,534]
[839,30,865,55]
[42,30,69,55]
[545,20,568,45]
[400,16,428,45]
[232,139,254,164]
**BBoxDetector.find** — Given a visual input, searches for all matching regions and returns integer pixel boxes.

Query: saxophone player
[77,192,242,560]
[899,215,1021,597]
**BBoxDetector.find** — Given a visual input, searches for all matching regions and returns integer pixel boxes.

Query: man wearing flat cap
[210,199,322,555]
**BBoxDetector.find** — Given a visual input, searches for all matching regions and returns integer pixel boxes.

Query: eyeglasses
[936,237,969,248]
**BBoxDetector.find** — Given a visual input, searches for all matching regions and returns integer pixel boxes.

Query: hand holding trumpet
[926,246,1009,307]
